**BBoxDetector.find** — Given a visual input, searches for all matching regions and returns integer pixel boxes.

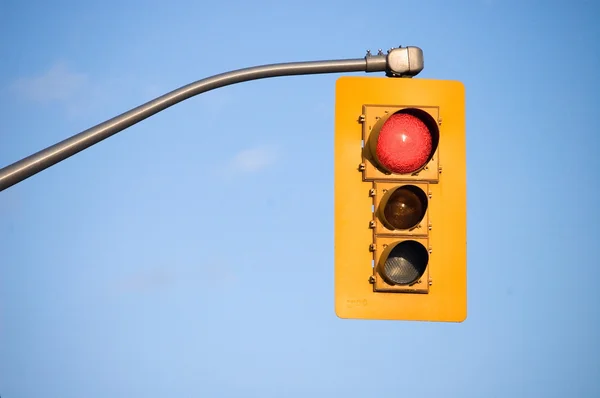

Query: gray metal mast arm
[0,46,423,192]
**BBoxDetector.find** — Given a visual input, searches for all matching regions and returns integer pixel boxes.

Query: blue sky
[1,0,599,396]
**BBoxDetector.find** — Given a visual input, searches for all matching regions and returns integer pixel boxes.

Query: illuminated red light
[375,113,433,174]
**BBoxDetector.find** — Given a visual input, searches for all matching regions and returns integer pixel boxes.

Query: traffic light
[334,76,466,322]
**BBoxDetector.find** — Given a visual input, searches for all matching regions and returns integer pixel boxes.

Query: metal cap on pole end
[386,46,424,77]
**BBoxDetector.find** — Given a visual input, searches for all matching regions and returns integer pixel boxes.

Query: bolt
[369,275,376,284]
[428,192,433,199]
[369,220,376,228]
[358,114,365,123]
[429,247,433,254]
[439,166,443,174]
[438,118,443,125]
[358,163,366,171]
[428,223,432,230]
[429,278,433,286]
[369,188,376,196]
[369,243,376,251]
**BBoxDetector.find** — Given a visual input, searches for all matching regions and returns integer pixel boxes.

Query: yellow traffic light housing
[334,76,466,322]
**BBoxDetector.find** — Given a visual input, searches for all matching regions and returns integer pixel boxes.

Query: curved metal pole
[0,46,424,192]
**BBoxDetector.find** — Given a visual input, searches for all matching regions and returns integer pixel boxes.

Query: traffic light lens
[375,112,433,174]
[382,241,428,285]
[382,185,428,230]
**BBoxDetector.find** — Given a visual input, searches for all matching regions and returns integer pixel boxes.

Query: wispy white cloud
[195,89,232,114]
[10,62,169,121]
[0,188,21,215]
[12,62,88,103]
[110,260,239,296]
[114,267,175,294]
[227,145,279,173]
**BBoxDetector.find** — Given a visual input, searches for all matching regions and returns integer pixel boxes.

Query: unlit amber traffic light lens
[382,185,428,230]
[382,241,428,285]
[375,112,433,174]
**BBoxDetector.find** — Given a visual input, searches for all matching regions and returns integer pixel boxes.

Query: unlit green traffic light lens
[382,185,428,230]
[382,241,428,285]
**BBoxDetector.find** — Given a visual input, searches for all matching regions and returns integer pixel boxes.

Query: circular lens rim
[380,240,429,286]
[380,185,428,231]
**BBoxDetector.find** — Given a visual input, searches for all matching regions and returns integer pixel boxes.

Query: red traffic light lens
[382,185,428,230]
[375,112,433,174]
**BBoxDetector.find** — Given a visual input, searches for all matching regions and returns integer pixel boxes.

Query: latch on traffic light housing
[334,77,466,322]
